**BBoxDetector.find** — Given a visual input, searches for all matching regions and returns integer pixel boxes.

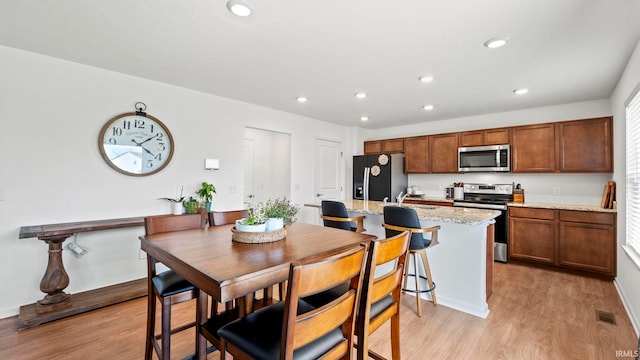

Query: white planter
[172,202,183,215]
[235,219,267,232]
[265,218,284,231]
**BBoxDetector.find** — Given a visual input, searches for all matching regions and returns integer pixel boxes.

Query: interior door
[243,138,256,206]
[314,139,343,201]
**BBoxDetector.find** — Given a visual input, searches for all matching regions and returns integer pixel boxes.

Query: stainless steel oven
[453,183,513,262]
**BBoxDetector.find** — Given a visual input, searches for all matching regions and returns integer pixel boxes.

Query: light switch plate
[205,158,220,170]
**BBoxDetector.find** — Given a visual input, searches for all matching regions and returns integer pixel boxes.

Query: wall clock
[98,103,174,176]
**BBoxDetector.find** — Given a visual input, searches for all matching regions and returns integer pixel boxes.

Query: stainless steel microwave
[458,144,510,172]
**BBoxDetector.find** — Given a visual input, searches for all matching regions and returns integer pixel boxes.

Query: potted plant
[197,182,216,212]
[236,206,267,232]
[263,197,299,231]
[182,196,201,214]
[159,186,185,215]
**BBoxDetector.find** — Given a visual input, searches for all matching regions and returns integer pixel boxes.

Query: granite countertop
[305,199,500,226]
[507,202,617,213]
[400,195,616,213]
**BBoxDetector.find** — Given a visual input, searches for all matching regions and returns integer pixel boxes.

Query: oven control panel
[463,183,513,195]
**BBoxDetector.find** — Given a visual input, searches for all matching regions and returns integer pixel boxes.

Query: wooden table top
[139,222,375,302]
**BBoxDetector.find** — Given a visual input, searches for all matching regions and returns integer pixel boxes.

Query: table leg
[36,235,71,312]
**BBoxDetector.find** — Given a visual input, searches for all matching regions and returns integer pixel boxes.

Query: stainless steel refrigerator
[353,154,408,201]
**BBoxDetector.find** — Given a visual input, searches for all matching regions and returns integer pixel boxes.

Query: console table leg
[36,236,71,311]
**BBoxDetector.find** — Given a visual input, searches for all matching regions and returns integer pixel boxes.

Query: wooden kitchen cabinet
[459,127,510,147]
[511,123,556,173]
[404,136,429,173]
[509,207,617,277]
[364,138,405,154]
[557,117,613,172]
[364,140,383,154]
[557,210,616,276]
[430,132,459,173]
[509,207,556,264]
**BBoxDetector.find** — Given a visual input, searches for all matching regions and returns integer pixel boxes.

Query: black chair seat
[217,300,345,360]
[152,270,195,297]
[384,206,431,250]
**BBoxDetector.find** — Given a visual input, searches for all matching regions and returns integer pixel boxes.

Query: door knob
[247,194,254,198]
[316,193,323,197]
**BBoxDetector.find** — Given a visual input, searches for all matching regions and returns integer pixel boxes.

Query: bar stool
[382,206,440,317]
[321,200,366,232]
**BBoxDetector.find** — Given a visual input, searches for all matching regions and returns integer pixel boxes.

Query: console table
[18,217,146,330]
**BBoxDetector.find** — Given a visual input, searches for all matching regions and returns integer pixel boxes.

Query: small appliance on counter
[407,185,425,197]
[513,183,524,203]
[453,182,464,200]
[445,186,455,199]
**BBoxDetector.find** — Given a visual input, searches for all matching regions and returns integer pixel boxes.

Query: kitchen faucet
[396,191,408,206]
[383,197,389,206]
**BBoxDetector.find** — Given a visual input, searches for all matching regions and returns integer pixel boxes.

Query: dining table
[139,221,375,359]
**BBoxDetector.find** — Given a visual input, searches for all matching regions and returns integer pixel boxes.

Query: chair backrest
[281,243,367,359]
[383,206,433,250]
[321,200,352,231]
[358,231,410,348]
[144,214,204,235]
[208,210,249,226]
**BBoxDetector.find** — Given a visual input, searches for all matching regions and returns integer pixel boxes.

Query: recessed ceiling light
[484,37,508,49]
[355,92,367,99]
[360,116,369,121]
[513,88,529,95]
[226,0,252,17]
[423,105,434,111]
[418,75,434,83]
[296,96,308,103]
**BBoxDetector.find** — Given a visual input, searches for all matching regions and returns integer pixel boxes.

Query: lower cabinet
[508,207,616,277]
[402,199,453,207]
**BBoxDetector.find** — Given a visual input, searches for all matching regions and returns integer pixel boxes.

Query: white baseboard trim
[614,278,640,336]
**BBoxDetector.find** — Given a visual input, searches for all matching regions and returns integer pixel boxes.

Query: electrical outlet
[553,186,561,195]
[66,242,87,257]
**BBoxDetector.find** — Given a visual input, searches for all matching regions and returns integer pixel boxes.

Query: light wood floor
[0,262,637,359]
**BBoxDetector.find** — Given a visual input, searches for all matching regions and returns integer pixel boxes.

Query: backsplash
[409,173,612,206]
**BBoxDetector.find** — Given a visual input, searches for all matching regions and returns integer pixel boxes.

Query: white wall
[611,39,640,335]
[0,45,354,317]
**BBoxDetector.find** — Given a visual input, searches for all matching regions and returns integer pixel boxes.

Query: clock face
[98,112,174,176]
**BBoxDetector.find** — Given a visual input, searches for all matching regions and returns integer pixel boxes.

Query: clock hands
[131,137,157,158]
[130,134,158,147]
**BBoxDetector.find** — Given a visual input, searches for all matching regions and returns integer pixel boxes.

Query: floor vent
[595,310,617,325]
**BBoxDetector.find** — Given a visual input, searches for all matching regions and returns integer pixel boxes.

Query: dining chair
[321,200,366,232]
[356,230,411,360]
[144,213,204,360]
[382,206,440,317]
[208,209,286,312]
[216,243,368,360]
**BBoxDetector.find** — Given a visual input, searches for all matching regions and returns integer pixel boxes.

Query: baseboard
[614,278,640,336]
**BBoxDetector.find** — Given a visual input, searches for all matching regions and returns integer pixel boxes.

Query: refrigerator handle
[363,167,370,201]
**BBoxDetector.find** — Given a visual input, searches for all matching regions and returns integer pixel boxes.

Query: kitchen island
[304,199,500,318]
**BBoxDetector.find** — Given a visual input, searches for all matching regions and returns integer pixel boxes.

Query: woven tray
[231,226,287,243]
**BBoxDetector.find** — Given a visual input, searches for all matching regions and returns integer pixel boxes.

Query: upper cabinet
[404,136,429,173]
[363,140,383,154]
[511,123,557,173]
[557,117,612,172]
[364,138,404,154]
[430,133,459,173]
[459,128,510,147]
[365,116,613,174]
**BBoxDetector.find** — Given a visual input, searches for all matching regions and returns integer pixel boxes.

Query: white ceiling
[1,1,639,129]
